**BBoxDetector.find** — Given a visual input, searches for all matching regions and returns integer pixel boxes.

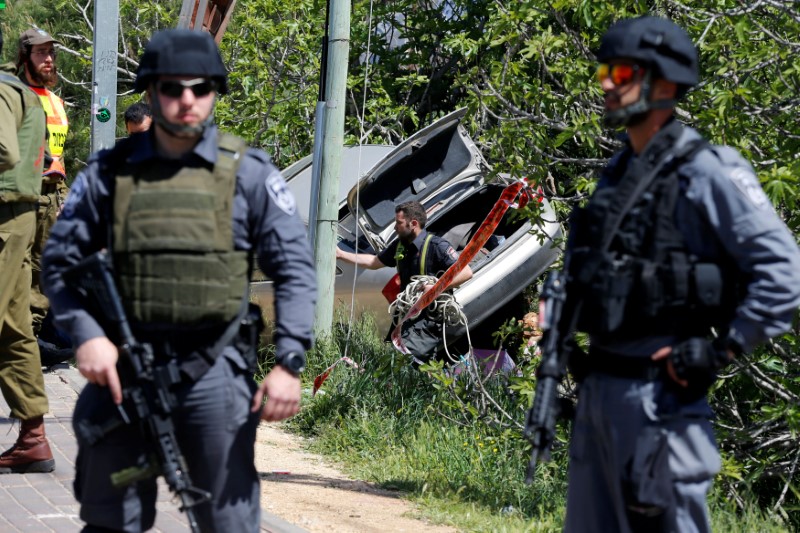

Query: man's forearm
[336,248,383,270]
[447,265,473,289]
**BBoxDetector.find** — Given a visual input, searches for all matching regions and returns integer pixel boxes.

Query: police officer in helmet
[560,16,800,532]
[42,29,316,532]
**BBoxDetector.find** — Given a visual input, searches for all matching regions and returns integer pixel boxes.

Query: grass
[266,312,792,532]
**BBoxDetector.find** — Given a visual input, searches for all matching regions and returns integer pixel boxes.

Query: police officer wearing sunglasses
[41,29,316,532]
[559,16,800,533]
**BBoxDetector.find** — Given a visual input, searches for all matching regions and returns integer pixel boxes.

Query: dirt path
[256,423,457,533]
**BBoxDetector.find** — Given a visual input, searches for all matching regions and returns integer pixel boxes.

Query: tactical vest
[0,73,46,203]
[568,127,739,338]
[30,86,68,180]
[111,133,250,325]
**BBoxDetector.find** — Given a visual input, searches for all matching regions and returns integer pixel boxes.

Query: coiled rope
[388,275,474,363]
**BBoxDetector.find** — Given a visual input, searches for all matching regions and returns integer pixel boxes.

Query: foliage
[0,0,180,177]
[290,315,571,530]
[215,0,324,166]
[290,313,789,530]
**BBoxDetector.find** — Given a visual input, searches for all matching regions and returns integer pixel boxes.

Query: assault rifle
[64,250,211,533]
[523,270,573,484]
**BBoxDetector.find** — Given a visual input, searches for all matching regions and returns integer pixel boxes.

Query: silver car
[252,108,562,351]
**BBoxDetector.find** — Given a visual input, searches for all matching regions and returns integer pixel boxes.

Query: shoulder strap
[0,72,25,90]
[215,132,248,173]
[419,233,434,276]
[600,138,708,252]
[212,132,248,245]
[0,72,38,114]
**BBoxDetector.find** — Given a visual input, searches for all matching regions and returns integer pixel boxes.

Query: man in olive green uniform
[17,27,69,337]
[0,27,56,474]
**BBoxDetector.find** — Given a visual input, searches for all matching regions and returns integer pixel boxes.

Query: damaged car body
[252,108,562,357]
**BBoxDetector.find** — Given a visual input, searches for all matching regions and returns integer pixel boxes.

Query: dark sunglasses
[596,63,645,86]
[157,78,217,98]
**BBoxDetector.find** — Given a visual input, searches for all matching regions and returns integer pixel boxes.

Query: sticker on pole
[96,108,111,123]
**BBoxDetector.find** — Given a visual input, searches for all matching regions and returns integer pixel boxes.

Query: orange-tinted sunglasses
[596,63,645,86]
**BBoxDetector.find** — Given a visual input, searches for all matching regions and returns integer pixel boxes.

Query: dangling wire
[342,0,377,365]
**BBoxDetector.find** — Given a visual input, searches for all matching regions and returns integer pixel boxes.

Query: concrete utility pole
[312,0,351,336]
[177,0,195,28]
[90,0,119,153]
[306,3,330,250]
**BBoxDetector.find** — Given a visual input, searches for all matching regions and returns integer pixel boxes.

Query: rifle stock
[524,270,570,484]
[64,250,211,533]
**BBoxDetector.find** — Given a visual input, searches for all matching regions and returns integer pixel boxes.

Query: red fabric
[312,369,332,396]
[381,274,402,303]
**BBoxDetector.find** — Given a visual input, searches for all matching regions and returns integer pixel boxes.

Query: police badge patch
[265,172,296,216]
[61,172,87,219]
[729,167,769,208]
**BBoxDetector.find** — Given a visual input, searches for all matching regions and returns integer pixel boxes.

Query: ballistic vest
[30,86,68,179]
[568,123,739,338]
[111,133,250,325]
[0,72,46,203]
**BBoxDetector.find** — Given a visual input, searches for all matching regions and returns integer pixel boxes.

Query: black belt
[0,201,36,218]
[587,347,666,381]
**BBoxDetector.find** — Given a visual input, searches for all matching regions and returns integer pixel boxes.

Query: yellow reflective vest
[30,86,68,179]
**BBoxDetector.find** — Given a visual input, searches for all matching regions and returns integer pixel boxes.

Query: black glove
[669,337,732,386]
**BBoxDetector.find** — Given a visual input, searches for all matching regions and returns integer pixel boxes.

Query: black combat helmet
[598,16,698,87]
[134,29,228,93]
[597,16,697,128]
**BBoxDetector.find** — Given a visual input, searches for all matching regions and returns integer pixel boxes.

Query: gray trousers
[73,346,261,533]
[564,374,720,533]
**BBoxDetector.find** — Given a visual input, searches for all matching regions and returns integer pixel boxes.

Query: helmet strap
[603,70,673,128]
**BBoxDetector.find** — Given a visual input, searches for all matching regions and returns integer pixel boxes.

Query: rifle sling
[600,138,708,251]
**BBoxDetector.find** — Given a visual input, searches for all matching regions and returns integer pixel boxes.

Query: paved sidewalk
[0,365,304,533]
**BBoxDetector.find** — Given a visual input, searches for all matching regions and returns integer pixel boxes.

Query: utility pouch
[624,424,672,532]
[399,315,442,362]
[237,303,265,373]
[692,263,723,308]
[382,274,402,303]
[575,252,634,334]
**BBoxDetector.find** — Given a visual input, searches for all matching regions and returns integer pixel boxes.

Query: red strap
[391,180,534,354]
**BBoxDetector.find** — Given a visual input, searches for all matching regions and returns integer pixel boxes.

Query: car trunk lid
[347,108,489,250]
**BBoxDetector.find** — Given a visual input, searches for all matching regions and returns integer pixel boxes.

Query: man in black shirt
[336,201,472,359]
[336,200,472,293]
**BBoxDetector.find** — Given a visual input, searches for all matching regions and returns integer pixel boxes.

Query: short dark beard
[26,58,58,87]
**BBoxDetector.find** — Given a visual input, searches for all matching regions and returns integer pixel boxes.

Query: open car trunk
[427,182,530,273]
[348,108,488,250]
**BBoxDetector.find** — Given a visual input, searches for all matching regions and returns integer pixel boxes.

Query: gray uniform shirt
[41,125,317,359]
[589,122,800,356]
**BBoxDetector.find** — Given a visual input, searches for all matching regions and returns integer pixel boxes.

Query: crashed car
[252,108,562,355]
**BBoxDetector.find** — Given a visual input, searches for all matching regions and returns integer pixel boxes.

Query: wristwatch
[277,351,306,377]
